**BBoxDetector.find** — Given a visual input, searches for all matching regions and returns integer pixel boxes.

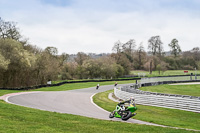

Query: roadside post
[195,67,197,80]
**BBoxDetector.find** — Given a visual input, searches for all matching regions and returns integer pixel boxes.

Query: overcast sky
[0,0,200,54]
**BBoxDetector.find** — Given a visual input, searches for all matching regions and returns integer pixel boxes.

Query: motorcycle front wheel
[109,112,115,118]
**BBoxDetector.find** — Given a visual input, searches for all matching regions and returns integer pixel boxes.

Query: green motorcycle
[109,99,137,121]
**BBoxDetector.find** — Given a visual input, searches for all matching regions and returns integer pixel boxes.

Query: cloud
[0,0,200,54]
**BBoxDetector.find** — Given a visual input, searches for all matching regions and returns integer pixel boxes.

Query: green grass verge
[0,100,196,133]
[35,80,135,91]
[140,84,200,97]
[0,90,22,97]
[0,80,135,96]
[131,70,200,77]
[93,90,200,130]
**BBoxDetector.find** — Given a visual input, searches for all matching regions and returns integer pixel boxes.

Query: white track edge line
[5,92,41,106]
[90,93,110,113]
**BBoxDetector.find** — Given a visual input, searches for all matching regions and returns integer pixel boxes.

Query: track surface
[7,84,165,126]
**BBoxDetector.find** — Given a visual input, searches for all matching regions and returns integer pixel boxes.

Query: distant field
[140,84,200,97]
[131,70,200,77]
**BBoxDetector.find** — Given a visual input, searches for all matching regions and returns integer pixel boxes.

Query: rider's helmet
[130,97,135,106]
[130,97,134,101]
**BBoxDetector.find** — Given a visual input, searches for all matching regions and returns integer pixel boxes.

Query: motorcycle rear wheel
[121,111,132,121]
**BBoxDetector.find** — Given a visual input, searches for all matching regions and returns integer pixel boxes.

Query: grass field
[93,90,200,131]
[131,70,200,77]
[0,100,196,133]
[140,84,200,97]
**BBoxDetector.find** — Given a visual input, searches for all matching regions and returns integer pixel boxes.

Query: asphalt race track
[7,84,163,126]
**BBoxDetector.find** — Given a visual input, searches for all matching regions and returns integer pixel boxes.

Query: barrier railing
[114,88,200,113]
[114,75,200,113]
[121,83,200,100]
[140,75,199,85]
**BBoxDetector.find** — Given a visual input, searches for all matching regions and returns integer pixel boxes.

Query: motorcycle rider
[109,97,137,119]
[117,97,135,111]
[118,97,135,105]
[114,82,118,87]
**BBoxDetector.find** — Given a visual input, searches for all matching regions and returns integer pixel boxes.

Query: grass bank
[0,100,196,133]
[93,90,200,130]
[140,84,200,97]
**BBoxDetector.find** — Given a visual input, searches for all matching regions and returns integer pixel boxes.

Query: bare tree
[45,47,58,56]
[112,40,122,53]
[122,39,136,54]
[168,38,181,57]
[0,18,21,41]
[134,42,146,69]
[148,36,163,56]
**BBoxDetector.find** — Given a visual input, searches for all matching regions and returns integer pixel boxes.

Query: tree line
[0,18,200,88]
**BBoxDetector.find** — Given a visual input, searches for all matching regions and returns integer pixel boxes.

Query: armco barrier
[140,75,200,85]
[114,88,200,113]
[114,75,200,113]
[121,85,200,100]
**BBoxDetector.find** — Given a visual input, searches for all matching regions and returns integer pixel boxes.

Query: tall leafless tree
[0,17,21,41]
[168,38,181,57]
[148,36,163,57]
